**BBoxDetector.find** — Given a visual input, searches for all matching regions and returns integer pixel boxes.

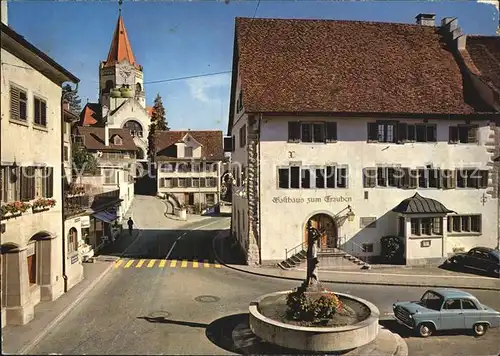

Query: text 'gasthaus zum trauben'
[272,196,352,204]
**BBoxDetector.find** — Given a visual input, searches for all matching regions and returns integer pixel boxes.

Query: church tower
[99,5,146,111]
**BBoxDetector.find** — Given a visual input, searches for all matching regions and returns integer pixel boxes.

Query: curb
[19,262,115,355]
[212,234,500,291]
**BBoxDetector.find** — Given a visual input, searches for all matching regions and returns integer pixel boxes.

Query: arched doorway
[304,213,338,249]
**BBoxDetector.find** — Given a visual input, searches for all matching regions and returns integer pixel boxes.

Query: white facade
[1,33,80,326]
[231,114,498,265]
[157,134,222,211]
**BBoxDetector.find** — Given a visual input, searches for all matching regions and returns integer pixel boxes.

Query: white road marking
[164,219,227,260]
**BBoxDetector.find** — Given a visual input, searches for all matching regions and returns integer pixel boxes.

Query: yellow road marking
[181,260,188,268]
[114,260,123,268]
[170,260,177,268]
[159,260,166,268]
[192,261,198,268]
[204,260,210,268]
[147,259,156,268]
[124,260,134,268]
[136,259,145,268]
[215,263,221,268]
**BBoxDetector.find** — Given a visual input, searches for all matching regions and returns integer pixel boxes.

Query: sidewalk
[2,260,113,355]
[212,232,500,291]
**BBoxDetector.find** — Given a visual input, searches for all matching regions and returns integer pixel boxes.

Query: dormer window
[113,135,123,145]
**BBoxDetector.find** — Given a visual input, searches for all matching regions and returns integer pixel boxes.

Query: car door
[440,298,465,330]
[461,299,480,329]
[462,249,477,268]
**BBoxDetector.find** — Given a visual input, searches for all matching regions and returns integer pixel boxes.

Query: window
[178,178,187,187]
[367,122,396,143]
[33,97,47,126]
[68,228,78,254]
[461,299,477,310]
[278,166,348,189]
[278,168,289,188]
[456,169,489,189]
[410,217,443,236]
[287,122,337,143]
[239,125,247,147]
[10,85,27,121]
[103,169,117,184]
[421,240,431,248]
[35,167,53,198]
[447,215,481,233]
[301,168,312,189]
[19,166,36,201]
[192,178,200,187]
[363,168,376,188]
[449,125,478,144]
[184,146,193,157]
[290,166,300,189]
[362,243,374,253]
[443,299,462,310]
[161,178,172,188]
[360,217,377,228]
[206,177,217,187]
[64,146,69,162]
[113,135,123,145]
[206,193,215,206]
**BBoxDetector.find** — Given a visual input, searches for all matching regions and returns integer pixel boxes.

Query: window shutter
[397,123,407,143]
[400,168,410,188]
[34,98,41,124]
[479,170,489,189]
[407,124,416,142]
[408,169,417,189]
[325,122,337,142]
[449,170,457,189]
[363,168,376,188]
[449,126,458,143]
[29,167,36,200]
[367,123,378,142]
[46,167,54,198]
[20,167,28,201]
[288,122,301,143]
[172,178,179,187]
[468,126,478,143]
[10,86,20,121]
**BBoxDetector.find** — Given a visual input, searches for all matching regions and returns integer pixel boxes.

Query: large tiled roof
[155,130,224,160]
[75,126,137,151]
[103,15,140,69]
[79,103,102,126]
[234,17,483,115]
[392,193,455,214]
[466,36,500,93]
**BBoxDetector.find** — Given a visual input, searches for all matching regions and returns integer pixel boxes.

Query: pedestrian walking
[127,217,134,236]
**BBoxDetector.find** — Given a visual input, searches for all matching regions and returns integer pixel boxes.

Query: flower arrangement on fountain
[32,198,56,210]
[286,284,344,323]
[1,201,32,217]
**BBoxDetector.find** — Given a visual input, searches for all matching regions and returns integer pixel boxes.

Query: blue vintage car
[393,288,500,337]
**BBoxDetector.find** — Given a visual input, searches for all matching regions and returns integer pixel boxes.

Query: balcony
[64,184,121,219]
[64,194,90,219]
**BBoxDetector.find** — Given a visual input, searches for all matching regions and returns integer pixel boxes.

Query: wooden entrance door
[304,214,338,249]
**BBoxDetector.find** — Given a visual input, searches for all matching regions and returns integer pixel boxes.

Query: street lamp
[346,205,355,222]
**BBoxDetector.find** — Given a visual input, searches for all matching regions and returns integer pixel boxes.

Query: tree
[62,84,82,115]
[72,142,99,175]
[151,93,169,131]
[147,122,157,162]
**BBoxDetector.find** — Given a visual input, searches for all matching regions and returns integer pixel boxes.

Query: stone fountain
[248,222,385,353]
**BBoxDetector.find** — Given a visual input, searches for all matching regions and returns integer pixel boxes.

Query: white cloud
[186,73,230,103]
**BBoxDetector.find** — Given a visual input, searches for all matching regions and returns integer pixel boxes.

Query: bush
[380,235,405,263]
[286,287,343,321]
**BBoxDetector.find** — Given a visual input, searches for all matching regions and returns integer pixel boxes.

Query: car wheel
[418,323,433,338]
[473,323,488,336]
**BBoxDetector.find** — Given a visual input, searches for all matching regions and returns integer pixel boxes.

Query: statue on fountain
[303,220,326,292]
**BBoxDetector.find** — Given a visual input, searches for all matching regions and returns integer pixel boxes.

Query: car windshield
[418,291,444,311]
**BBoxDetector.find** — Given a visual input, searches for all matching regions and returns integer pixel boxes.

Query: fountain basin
[249,291,380,352]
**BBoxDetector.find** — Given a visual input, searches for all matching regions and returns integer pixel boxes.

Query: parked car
[446,247,499,277]
[393,288,500,337]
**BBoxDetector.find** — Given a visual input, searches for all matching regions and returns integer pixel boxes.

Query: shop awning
[392,193,455,214]
[92,211,119,224]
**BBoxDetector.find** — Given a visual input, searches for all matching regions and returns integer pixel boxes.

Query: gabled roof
[392,193,455,214]
[75,126,137,151]
[102,14,140,69]
[1,23,79,85]
[155,130,224,160]
[230,17,496,121]
[466,36,500,93]
[79,103,102,126]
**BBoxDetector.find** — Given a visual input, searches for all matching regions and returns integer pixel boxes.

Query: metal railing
[64,194,90,219]
[338,235,368,263]
[285,241,308,260]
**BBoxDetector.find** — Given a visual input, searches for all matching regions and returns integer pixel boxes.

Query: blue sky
[7,0,499,132]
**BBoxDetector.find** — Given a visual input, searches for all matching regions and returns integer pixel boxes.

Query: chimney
[441,17,466,51]
[416,13,436,27]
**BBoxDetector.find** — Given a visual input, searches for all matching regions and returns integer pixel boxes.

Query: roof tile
[155,130,224,160]
[76,126,137,152]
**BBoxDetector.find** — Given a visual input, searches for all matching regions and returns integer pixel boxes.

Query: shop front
[88,206,122,253]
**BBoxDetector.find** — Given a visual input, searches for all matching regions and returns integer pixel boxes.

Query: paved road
[28,196,500,355]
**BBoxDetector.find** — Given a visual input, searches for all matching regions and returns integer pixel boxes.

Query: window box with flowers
[1,201,32,220]
[67,184,85,198]
[32,198,56,213]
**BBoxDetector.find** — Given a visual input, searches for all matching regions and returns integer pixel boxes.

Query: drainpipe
[61,83,79,293]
